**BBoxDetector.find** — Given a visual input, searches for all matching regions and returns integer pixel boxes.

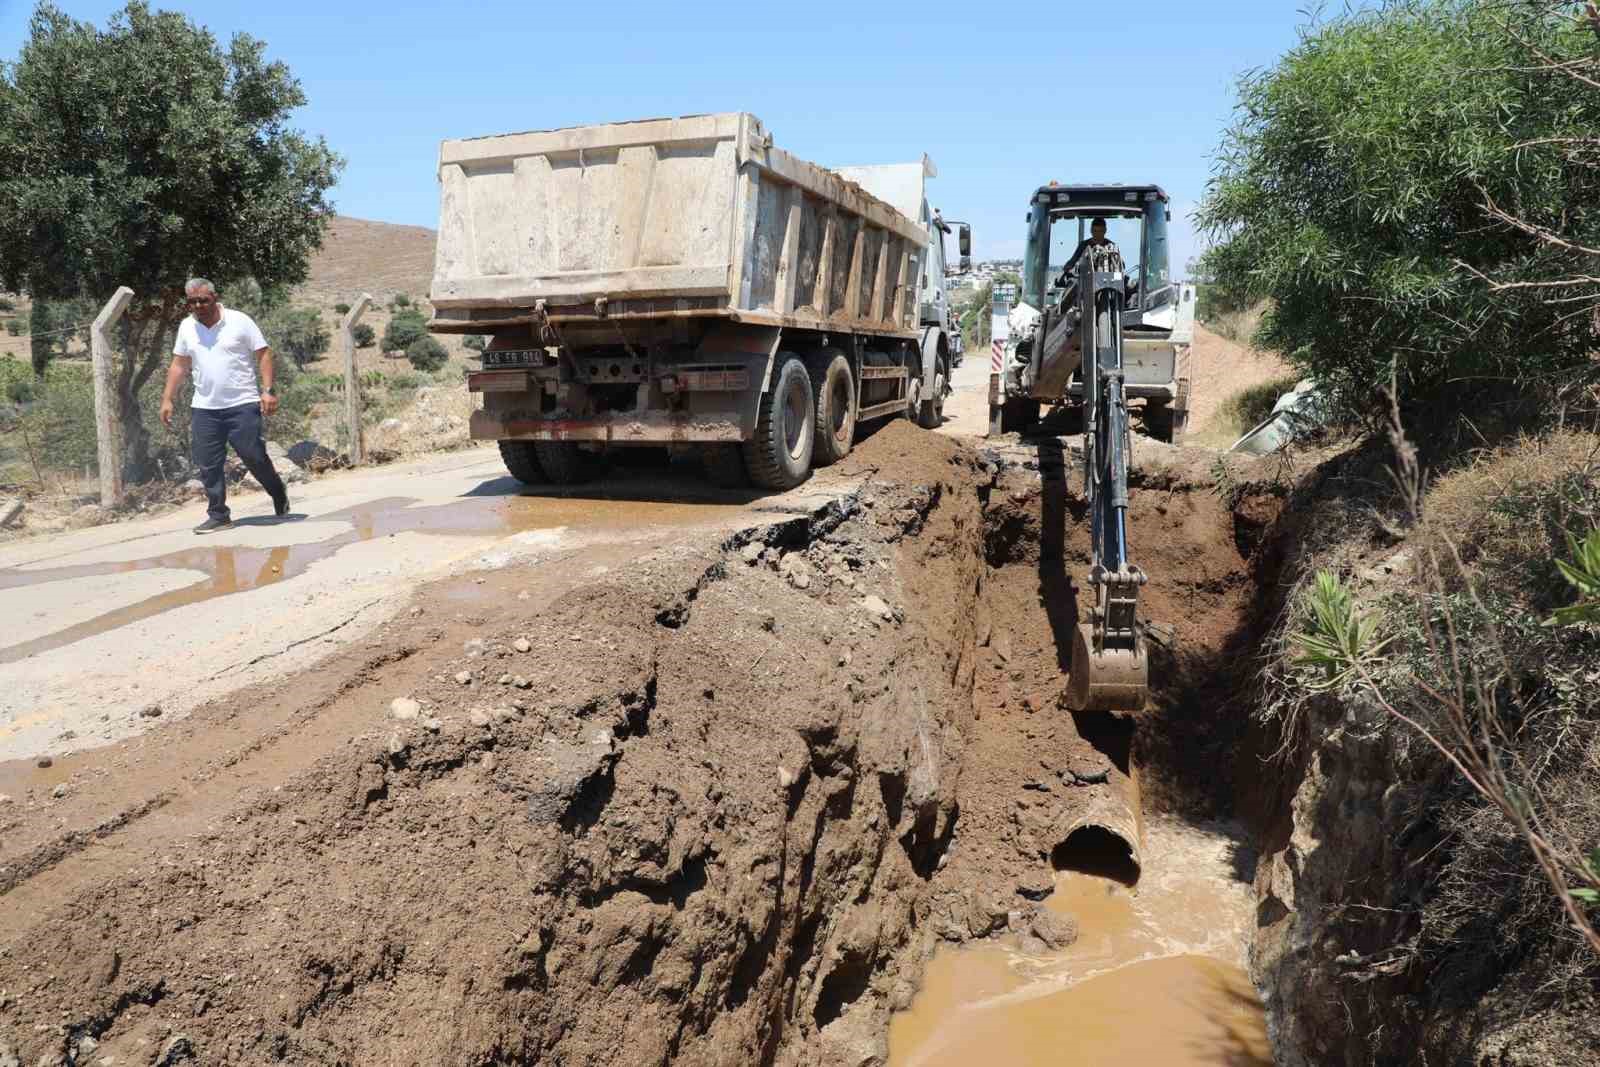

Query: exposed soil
[0,421,1288,1066]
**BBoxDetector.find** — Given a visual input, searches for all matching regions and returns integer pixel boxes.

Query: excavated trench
[0,423,1283,1066]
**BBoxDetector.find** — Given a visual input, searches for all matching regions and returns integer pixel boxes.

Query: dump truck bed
[429,112,928,339]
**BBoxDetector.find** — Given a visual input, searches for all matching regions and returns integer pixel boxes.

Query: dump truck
[427,112,970,489]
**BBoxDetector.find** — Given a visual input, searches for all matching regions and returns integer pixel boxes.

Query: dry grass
[1422,430,1600,613]
[1250,426,1600,1061]
[1184,322,1297,448]
[1203,299,1269,346]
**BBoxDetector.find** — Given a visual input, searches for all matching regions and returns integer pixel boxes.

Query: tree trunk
[116,291,181,484]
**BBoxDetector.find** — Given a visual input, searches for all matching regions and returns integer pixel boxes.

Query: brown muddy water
[0,493,744,664]
[889,821,1270,1066]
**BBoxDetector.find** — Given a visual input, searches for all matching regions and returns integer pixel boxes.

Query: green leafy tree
[1198,2,1600,430]
[333,302,350,315]
[0,2,342,479]
[261,306,330,370]
[390,293,411,310]
[352,322,375,349]
[405,335,447,374]
[28,299,56,375]
[462,334,487,352]
[382,308,428,352]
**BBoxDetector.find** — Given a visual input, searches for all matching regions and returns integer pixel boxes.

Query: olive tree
[1198,1,1600,432]
[0,2,341,479]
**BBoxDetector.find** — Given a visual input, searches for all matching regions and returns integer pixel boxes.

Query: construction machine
[991,184,1196,712]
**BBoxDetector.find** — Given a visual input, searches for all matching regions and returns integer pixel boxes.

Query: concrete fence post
[341,294,373,466]
[91,286,135,507]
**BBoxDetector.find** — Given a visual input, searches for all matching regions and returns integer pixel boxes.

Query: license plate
[481,349,540,368]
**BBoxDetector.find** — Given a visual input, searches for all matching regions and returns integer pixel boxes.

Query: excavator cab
[1021,185,1175,714]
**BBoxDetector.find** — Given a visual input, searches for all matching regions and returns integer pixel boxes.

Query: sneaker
[273,493,290,517]
[194,516,233,535]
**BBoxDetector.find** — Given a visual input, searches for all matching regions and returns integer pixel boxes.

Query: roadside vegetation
[1203,1,1600,1058]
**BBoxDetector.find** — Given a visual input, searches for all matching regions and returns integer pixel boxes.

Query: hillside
[295,215,438,308]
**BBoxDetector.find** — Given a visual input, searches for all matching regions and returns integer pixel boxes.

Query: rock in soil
[389,698,420,721]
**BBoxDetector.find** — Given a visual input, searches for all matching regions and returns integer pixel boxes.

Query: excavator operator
[1056,217,1123,300]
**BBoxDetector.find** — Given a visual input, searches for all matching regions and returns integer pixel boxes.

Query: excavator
[991,184,1196,713]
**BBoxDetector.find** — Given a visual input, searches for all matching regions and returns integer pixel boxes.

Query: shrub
[15,363,98,474]
[0,296,13,313]
[352,322,375,348]
[274,376,333,442]
[406,335,447,373]
[1199,3,1600,432]
[0,355,34,403]
[334,302,350,315]
[387,370,423,392]
[381,308,428,353]
[1215,374,1299,435]
[5,312,27,337]
[260,306,330,370]
[390,293,411,310]
[463,334,487,352]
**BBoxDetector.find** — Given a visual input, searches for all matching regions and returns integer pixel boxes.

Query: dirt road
[0,448,862,763]
[0,359,1281,1066]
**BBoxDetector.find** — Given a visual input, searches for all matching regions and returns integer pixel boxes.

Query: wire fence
[1,289,416,508]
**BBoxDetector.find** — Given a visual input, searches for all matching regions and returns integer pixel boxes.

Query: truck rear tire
[916,357,948,429]
[498,440,544,485]
[743,352,814,490]
[702,444,748,488]
[533,441,588,485]
[809,350,856,466]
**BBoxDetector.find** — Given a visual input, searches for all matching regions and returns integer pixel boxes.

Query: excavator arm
[1065,249,1149,712]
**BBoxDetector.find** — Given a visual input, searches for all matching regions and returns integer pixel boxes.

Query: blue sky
[0,0,1309,271]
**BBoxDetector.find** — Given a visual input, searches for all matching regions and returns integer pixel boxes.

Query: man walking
[159,278,290,534]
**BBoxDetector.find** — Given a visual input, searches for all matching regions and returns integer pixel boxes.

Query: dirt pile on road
[0,423,990,1065]
[0,422,1287,1066]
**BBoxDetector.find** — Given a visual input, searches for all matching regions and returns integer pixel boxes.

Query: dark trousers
[191,402,286,522]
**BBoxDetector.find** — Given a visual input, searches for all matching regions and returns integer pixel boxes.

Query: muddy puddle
[889,821,1269,1066]
[0,493,743,664]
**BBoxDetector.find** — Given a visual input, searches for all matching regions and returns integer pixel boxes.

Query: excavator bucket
[1066,622,1148,712]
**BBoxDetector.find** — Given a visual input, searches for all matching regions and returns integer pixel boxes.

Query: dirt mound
[1186,324,1293,438]
[0,421,1281,1066]
[0,425,993,1065]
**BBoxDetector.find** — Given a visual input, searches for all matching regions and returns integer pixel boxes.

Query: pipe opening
[1051,824,1141,887]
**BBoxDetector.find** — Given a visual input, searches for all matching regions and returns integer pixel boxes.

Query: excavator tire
[743,352,815,490]
[498,440,544,485]
[1000,397,1041,435]
[1066,622,1149,712]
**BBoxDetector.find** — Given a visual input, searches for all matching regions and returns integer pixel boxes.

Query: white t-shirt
[174,308,269,410]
